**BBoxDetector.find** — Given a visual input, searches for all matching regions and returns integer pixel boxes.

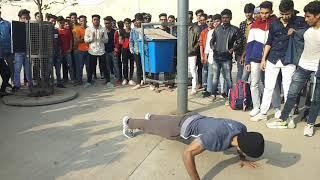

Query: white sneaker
[122,116,134,138]
[274,108,282,119]
[266,119,288,129]
[145,113,151,120]
[122,79,128,85]
[304,124,314,137]
[132,84,141,90]
[190,90,197,95]
[250,108,260,117]
[287,118,296,129]
[250,113,267,122]
[149,85,155,91]
[128,80,136,86]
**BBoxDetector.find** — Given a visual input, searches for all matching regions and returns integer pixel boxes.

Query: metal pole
[177,0,188,115]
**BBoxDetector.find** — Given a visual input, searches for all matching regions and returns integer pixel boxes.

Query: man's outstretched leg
[122,114,183,139]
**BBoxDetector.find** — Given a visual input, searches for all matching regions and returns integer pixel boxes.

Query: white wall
[0,0,311,25]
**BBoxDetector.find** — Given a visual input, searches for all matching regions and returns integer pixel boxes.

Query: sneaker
[0,91,13,97]
[202,91,211,98]
[190,90,197,95]
[149,84,155,91]
[84,82,92,88]
[122,79,128,85]
[250,113,267,122]
[128,80,136,86]
[287,118,296,129]
[106,82,114,88]
[56,84,66,88]
[122,116,134,138]
[266,119,288,129]
[274,108,282,119]
[211,95,217,101]
[145,113,151,120]
[250,108,260,117]
[132,84,141,90]
[12,86,20,92]
[304,124,314,137]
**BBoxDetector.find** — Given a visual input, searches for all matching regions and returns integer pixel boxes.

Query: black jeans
[122,49,134,81]
[280,66,320,125]
[88,54,110,83]
[0,58,10,92]
[134,53,143,84]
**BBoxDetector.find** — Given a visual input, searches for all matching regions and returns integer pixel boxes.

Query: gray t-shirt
[182,117,247,151]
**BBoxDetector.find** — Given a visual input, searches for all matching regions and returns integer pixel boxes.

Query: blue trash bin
[139,39,176,73]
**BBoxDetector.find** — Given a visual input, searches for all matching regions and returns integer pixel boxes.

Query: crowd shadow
[203,140,301,180]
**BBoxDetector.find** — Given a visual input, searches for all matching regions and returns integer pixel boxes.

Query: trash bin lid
[137,28,177,41]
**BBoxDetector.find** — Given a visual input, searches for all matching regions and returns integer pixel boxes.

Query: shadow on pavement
[203,140,301,180]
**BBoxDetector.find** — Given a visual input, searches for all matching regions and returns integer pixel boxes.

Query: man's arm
[260,44,271,71]
[182,139,205,180]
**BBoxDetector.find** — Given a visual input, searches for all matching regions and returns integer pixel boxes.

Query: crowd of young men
[0,1,319,137]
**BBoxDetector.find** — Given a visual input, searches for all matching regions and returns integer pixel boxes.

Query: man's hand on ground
[239,160,260,168]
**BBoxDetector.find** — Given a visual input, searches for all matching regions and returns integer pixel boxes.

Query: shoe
[250,108,260,117]
[128,80,136,86]
[56,84,66,88]
[202,91,211,98]
[12,86,20,92]
[154,87,161,93]
[190,90,197,95]
[266,119,288,129]
[106,82,114,88]
[84,82,92,88]
[0,91,13,97]
[211,95,217,101]
[287,118,296,129]
[304,124,314,137]
[145,113,151,120]
[122,116,134,138]
[132,84,141,90]
[274,108,282,119]
[140,81,144,86]
[122,79,128,85]
[100,76,105,79]
[220,93,228,99]
[250,113,267,122]
[149,85,155,91]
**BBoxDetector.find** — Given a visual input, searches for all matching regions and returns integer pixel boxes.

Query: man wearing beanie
[122,112,264,180]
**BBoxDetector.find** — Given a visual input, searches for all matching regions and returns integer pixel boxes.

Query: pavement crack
[127,139,164,179]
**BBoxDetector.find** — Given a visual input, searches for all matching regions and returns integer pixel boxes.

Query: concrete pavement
[0,80,319,180]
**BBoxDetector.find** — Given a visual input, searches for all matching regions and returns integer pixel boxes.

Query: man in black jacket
[210,9,241,103]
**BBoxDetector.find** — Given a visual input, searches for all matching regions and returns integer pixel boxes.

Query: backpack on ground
[228,80,252,111]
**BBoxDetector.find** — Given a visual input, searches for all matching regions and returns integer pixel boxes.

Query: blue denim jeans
[212,59,232,95]
[61,53,75,81]
[53,54,62,84]
[207,63,214,93]
[280,66,320,124]
[202,63,208,88]
[106,52,120,80]
[75,50,89,82]
[14,52,32,87]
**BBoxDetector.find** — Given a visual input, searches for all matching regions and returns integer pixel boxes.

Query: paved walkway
[0,80,319,180]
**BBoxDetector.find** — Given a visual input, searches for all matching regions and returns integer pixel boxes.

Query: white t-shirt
[205,29,215,64]
[299,27,320,71]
